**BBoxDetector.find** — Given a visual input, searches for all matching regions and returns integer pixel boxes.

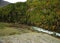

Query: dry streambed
[0,33,60,43]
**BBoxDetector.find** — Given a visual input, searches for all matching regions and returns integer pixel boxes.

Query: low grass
[0,22,34,36]
[0,27,20,36]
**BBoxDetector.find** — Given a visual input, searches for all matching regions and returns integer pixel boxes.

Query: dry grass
[0,22,34,36]
[0,27,20,36]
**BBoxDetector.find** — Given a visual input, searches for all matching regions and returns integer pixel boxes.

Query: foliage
[0,0,60,33]
[27,0,60,33]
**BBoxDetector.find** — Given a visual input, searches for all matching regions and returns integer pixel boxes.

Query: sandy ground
[0,33,60,43]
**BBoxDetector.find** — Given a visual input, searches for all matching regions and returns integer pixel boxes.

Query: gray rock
[0,33,60,43]
[0,0,10,7]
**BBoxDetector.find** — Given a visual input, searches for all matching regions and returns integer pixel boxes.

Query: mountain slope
[0,0,60,33]
[27,0,60,32]
[0,0,10,7]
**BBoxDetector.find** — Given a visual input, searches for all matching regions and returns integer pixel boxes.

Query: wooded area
[0,0,60,33]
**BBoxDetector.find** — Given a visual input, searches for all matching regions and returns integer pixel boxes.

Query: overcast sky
[4,0,27,3]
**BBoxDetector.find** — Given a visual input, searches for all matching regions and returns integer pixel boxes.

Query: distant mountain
[0,0,10,7]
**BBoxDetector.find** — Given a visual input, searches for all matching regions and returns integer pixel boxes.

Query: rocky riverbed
[0,33,60,43]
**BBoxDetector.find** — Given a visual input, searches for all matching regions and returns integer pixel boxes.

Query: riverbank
[0,33,60,43]
[32,26,60,38]
[0,22,60,38]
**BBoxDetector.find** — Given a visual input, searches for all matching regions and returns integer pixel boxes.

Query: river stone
[0,33,60,43]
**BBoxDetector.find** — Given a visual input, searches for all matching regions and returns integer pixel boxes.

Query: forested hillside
[0,0,60,33]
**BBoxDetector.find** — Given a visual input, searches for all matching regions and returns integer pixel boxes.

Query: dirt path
[0,33,60,43]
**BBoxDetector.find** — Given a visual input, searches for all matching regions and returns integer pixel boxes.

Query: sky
[4,0,27,3]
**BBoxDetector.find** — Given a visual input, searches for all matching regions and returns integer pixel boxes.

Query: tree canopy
[0,0,60,33]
